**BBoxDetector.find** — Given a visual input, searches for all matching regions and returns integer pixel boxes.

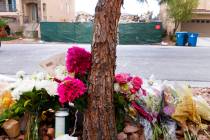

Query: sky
[76,0,160,16]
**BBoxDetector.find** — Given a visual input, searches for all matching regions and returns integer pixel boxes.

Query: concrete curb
[1,74,210,88]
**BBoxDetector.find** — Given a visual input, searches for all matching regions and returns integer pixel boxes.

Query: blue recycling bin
[188,32,199,47]
[176,32,188,46]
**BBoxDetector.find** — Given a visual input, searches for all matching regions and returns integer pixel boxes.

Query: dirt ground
[193,87,210,105]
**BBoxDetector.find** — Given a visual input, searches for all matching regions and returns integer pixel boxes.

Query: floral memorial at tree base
[0,46,210,140]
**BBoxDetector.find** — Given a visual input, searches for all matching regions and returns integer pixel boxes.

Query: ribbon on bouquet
[131,101,153,123]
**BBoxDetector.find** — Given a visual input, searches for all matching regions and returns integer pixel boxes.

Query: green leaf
[15,107,20,114]
[24,99,31,107]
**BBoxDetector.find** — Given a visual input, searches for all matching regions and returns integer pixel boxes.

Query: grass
[0,36,17,41]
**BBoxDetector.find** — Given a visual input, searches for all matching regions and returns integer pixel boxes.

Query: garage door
[181,19,210,37]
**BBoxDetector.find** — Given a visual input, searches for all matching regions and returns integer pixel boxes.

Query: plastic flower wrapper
[160,116,177,140]
[172,86,202,127]
[164,86,205,139]
[162,84,179,117]
[135,76,168,140]
[139,77,164,122]
[193,95,210,121]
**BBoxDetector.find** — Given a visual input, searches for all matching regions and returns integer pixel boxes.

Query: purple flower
[163,106,175,116]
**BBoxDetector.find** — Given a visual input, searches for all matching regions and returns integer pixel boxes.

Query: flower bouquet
[0,72,60,140]
[114,74,166,140]
[163,84,209,140]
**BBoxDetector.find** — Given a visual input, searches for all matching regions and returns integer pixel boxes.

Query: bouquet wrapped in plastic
[163,85,209,140]
[114,74,169,140]
[193,96,210,122]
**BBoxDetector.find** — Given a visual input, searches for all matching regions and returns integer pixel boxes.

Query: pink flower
[131,76,143,90]
[66,46,91,75]
[115,73,132,84]
[57,76,87,104]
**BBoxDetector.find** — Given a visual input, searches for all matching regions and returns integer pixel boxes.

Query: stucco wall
[159,3,176,35]
[159,0,210,35]
[197,0,210,10]
[41,0,75,22]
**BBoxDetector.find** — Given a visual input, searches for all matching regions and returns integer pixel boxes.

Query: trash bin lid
[176,32,188,34]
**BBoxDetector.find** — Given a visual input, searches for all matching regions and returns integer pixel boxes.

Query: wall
[159,1,210,35]
[192,14,210,19]
[41,0,75,22]
[197,0,210,10]
[159,3,176,35]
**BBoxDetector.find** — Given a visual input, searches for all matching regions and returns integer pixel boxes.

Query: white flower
[12,89,21,100]
[35,80,57,96]
[11,79,36,100]
[114,83,121,92]
[16,71,25,80]
[55,65,68,80]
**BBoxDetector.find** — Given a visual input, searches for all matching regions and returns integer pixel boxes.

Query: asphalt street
[0,43,210,82]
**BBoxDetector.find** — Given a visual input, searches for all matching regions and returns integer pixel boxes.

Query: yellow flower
[0,91,15,115]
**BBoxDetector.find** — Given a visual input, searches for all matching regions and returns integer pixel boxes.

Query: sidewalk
[2,38,41,44]
[2,37,210,47]
[197,37,210,47]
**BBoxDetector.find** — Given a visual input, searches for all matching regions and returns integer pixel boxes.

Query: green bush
[0,19,7,28]
[0,37,17,41]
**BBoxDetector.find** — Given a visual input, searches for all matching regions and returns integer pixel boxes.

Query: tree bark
[173,21,180,35]
[83,0,122,140]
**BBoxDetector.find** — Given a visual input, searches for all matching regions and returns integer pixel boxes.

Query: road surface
[0,43,210,82]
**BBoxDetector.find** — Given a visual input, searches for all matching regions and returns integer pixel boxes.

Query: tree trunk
[173,21,180,35]
[83,0,122,140]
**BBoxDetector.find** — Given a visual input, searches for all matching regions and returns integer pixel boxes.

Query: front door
[28,3,38,23]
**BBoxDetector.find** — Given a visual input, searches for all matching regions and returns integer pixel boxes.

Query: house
[160,0,210,37]
[0,0,75,37]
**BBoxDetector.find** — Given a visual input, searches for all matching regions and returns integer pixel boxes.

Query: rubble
[123,125,139,134]
[75,12,94,22]
[75,11,158,23]
[2,119,20,138]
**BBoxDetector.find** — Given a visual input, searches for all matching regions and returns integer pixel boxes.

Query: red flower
[130,88,137,94]
[131,76,143,90]
[66,46,91,75]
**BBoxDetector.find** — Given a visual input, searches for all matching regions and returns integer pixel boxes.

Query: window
[196,20,200,23]
[191,20,195,23]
